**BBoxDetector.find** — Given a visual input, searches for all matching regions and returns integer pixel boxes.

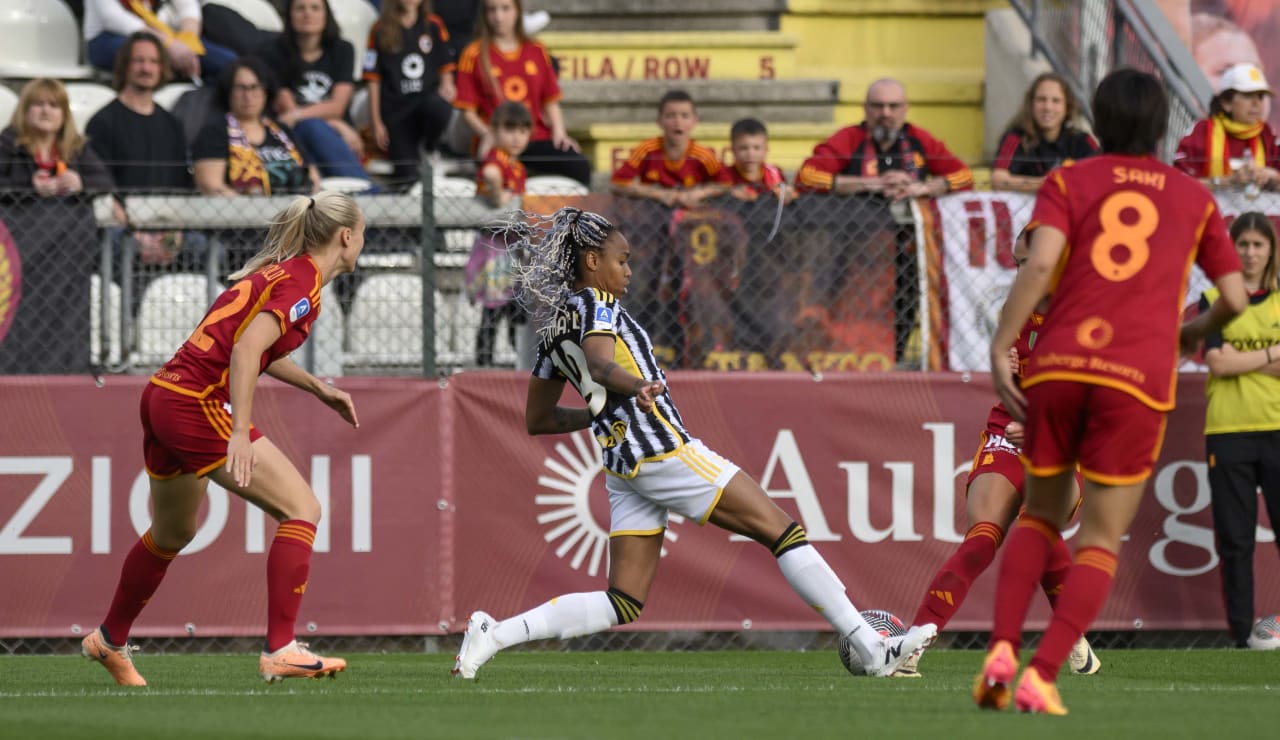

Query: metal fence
[0,163,934,377]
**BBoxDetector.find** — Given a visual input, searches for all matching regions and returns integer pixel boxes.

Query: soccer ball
[838,609,907,675]
[1247,615,1280,650]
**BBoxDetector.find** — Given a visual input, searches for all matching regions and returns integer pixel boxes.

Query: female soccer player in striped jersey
[82,192,364,686]
[452,207,937,679]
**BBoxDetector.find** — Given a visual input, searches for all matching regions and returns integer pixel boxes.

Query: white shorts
[605,440,740,536]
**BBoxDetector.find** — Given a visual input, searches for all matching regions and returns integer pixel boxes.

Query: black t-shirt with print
[193,117,310,193]
[364,16,454,122]
[256,38,355,107]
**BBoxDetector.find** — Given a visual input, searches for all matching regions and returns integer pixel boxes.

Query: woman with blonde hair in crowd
[82,191,365,686]
[454,0,591,185]
[0,78,112,373]
[991,72,1098,192]
[1199,211,1280,650]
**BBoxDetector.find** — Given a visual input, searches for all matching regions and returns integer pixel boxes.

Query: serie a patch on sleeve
[593,305,614,328]
[289,297,311,323]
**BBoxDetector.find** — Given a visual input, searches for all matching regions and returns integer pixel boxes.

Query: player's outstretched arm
[226,314,284,487]
[525,377,591,435]
[990,225,1065,420]
[583,335,665,413]
[1181,271,1248,356]
[265,357,359,428]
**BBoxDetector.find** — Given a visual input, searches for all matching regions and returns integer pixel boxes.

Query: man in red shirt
[975,68,1248,716]
[795,78,973,198]
[611,89,722,209]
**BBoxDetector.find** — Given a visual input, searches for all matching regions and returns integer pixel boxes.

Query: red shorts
[966,425,1025,491]
[141,382,261,479]
[1021,381,1167,485]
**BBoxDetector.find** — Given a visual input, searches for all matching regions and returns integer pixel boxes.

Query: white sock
[492,591,619,647]
[777,545,879,654]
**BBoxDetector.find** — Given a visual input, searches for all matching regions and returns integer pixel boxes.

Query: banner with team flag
[1,373,1275,636]
[923,190,1279,371]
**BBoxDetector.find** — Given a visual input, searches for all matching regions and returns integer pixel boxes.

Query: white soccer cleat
[452,611,501,680]
[1068,635,1101,675]
[889,650,922,678]
[865,623,937,677]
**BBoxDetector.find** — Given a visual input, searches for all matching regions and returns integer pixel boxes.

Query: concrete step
[528,0,787,32]
[581,121,840,178]
[559,78,839,130]
[543,31,797,83]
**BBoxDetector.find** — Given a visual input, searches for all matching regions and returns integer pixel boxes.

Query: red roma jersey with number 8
[1024,154,1241,410]
[151,254,323,400]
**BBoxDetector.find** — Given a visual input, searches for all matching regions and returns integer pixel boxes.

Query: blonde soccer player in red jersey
[82,192,365,686]
[899,228,1098,679]
[973,68,1248,715]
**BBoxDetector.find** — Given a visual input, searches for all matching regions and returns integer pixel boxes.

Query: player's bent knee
[607,587,644,626]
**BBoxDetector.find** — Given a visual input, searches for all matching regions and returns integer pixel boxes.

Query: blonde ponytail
[230,191,362,280]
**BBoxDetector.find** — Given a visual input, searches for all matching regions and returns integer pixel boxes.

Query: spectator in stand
[437,0,550,59]
[0,79,112,374]
[991,73,1099,193]
[466,102,531,367]
[611,89,721,208]
[1175,62,1280,191]
[87,32,205,273]
[718,117,794,203]
[795,78,973,199]
[258,0,371,185]
[795,78,972,364]
[455,0,590,186]
[1199,211,1280,650]
[84,0,236,82]
[364,0,457,187]
[193,57,320,197]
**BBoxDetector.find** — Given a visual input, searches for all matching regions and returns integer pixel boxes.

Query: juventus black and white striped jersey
[532,288,691,477]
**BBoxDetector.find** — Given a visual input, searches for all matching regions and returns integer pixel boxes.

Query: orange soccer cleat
[82,628,147,687]
[1014,668,1069,715]
[972,639,1018,710]
[259,641,347,683]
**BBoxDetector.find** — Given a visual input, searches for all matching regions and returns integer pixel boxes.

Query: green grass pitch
[1,650,1277,739]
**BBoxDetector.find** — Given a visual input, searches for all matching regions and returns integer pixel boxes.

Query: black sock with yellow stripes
[606,587,644,625]
[771,522,810,558]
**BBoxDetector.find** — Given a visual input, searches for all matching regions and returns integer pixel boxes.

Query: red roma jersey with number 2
[1024,154,1241,410]
[151,254,323,400]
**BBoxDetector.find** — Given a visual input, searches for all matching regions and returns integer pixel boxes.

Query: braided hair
[498,207,615,338]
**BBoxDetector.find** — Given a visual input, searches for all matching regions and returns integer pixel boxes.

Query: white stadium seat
[525,175,590,196]
[0,86,17,128]
[63,82,118,135]
[319,176,372,193]
[206,0,283,32]
[0,0,94,79]
[135,273,221,366]
[153,82,197,112]
[347,273,423,368]
[327,0,378,79]
[90,275,123,367]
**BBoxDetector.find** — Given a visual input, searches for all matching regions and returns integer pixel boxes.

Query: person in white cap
[1175,62,1280,191]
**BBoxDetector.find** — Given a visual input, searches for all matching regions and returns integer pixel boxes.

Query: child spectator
[611,89,721,208]
[466,100,531,366]
[363,0,456,187]
[476,100,531,208]
[718,117,794,202]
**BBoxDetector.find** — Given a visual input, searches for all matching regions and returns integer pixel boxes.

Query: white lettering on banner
[924,422,966,543]
[839,462,921,542]
[0,455,373,555]
[0,457,73,554]
[1149,461,1217,576]
[754,430,841,541]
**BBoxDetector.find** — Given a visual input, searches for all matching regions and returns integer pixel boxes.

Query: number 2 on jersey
[1090,190,1157,281]
[187,281,252,351]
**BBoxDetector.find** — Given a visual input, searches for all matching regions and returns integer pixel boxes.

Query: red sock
[1040,535,1072,609]
[1030,547,1117,681]
[912,522,1003,628]
[101,530,178,644]
[990,515,1061,650]
[266,520,316,652]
